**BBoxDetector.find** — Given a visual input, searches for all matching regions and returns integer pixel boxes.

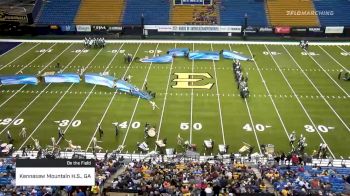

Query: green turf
[0,41,349,158]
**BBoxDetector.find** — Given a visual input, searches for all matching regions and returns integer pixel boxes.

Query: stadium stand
[171,3,219,25]
[74,0,125,25]
[266,0,320,27]
[220,0,268,26]
[35,0,81,25]
[122,0,170,25]
[313,0,350,26]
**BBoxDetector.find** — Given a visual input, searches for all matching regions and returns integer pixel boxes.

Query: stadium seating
[220,0,268,26]
[74,0,125,25]
[313,0,350,26]
[36,0,81,25]
[266,0,319,27]
[171,5,218,25]
[122,0,170,25]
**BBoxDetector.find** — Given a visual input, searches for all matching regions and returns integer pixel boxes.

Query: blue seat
[123,0,170,25]
[36,0,81,25]
[220,0,268,26]
[313,0,350,26]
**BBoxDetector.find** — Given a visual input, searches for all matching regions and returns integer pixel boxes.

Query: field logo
[172,73,214,89]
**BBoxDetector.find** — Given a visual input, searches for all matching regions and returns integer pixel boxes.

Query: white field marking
[85,43,143,151]
[283,45,350,133]
[0,43,39,71]
[210,43,226,145]
[303,47,349,97]
[18,47,104,150]
[320,46,349,73]
[154,43,176,151]
[120,43,160,147]
[56,43,125,145]
[0,43,73,109]
[0,43,55,74]
[336,45,350,58]
[264,44,335,158]
[244,99,262,154]
[2,39,350,46]
[0,44,76,135]
[245,44,291,149]
[190,43,194,143]
[3,89,347,100]
[0,42,23,58]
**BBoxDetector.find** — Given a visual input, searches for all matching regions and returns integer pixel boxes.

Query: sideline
[0,39,350,45]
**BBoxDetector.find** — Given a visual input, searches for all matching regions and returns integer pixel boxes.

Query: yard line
[304,47,349,97]
[245,44,291,149]
[319,46,349,72]
[0,43,40,71]
[0,43,73,109]
[0,43,77,135]
[264,44,335,158]
[154,43,176,150]
[85,43,143,151]
[0,42,23,58]
[18,47,100,150]
[56,43,125,145]
[210,43,225,145]
[283,45,350,133]
[190,43,194,143]
[120,43,159,147]
[244,99,262,154]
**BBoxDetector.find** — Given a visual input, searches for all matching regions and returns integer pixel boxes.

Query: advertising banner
[76,25,91,32]
[145,25,241,33]
[108,26,123,32]
[275,27,291,34]
[60,25,76,32]
[325,26,344,34]
[308,27,324,33]
[258,27,273,33]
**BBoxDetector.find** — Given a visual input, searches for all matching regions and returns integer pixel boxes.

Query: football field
[0,40,349,158]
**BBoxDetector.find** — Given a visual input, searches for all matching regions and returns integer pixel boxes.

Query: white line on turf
[210,43,226,145]
[120,43,159,147]
[319,46,349,72]
[154,43,176,151]
[18,47,100,150]
[0,43,55,73]
[0,43,77,135]
[244,99,262,154]
[245,44,291,149]
[282,45,350,133]
[0,43,73,109]
[264,44,335,158]
[0,43,40,71]
[190,43,194,143]
[302,46,349,97]
[85,43,143,151]
[56,43,125,145]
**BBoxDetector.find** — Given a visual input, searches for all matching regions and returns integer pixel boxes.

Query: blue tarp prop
[222,50,252,61]
[140,55,173,63]
[188,51,220,60]
[84,73,116,88]
[0,75,38,85]
[115,80,153,100]
[44,73,80,83]
[167,48,190,57]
